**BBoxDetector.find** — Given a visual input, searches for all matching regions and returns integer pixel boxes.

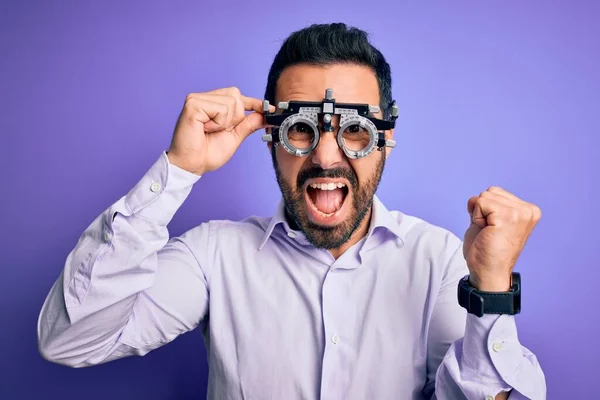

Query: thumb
[469,196,487,228]
[233,112,267,142]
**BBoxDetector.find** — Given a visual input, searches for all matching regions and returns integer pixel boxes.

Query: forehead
[275,63,380,105]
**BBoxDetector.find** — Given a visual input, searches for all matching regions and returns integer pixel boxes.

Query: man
[37,23,546,399]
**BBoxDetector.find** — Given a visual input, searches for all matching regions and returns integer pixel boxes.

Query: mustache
[297,166,358,189]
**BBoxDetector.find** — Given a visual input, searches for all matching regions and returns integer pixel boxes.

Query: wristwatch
[457,272,521,317]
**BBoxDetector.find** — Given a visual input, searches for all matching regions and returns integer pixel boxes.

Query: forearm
[37,205,168,365]
[37,152,203,366]
[427,239,546,400]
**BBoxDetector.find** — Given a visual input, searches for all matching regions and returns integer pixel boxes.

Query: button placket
[319,267,354,399]
[320,271,343,397]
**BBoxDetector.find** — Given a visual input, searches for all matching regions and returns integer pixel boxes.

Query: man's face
[269,63,393,250]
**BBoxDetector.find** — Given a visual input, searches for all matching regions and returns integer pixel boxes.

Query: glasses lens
[341,123,371,152]
[287,122,316,150]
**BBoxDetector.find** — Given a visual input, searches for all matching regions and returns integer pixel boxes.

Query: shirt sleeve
[424,234,547,400]
[37,152,211,367]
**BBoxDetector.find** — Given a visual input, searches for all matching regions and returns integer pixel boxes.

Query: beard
[271,146,386,250]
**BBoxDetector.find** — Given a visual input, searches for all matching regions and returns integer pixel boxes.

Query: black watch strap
[457,272,521,317]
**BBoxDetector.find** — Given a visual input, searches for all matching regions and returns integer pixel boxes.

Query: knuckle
[184,96,198,111]
[228,86,241,97]
[507,208,521,222]
[476,196,486,207]
[214,103,229,125]
[531,205,542,220]
[226,95,237,108]
[184,109,203,122]
[186,113,199,125]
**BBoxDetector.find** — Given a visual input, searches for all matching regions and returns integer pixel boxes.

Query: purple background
[1,1,598,398]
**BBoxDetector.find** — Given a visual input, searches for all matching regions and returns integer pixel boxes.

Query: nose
[310,130,344,170]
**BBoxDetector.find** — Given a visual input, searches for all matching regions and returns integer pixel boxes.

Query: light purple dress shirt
[37,152,546,399]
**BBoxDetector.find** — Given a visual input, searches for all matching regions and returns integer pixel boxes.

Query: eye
[287,122,316,149]
[289,123,313,135]
[342,124,369,138]
[341,123,371,152]
[346,124,361,134]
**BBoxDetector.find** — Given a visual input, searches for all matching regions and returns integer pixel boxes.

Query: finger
[486,186,522,202]
[467,196,478,215]
[471,197,488,228]
[481,189,537,225]
[207,88,275,123]
[197,93,238,130]
[241,94,274,113]
[186,98,231,132]
[468,196,496,228]
[530,204,542,222]
[480,190,515,207]
[209,87,242,98]
[233,112,269,142]
[207,87,262,112]
[487,186,541,222]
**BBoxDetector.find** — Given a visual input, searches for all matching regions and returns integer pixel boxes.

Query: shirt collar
[258,199,290,250]
[258,195,406,250]
[364,195,406,248]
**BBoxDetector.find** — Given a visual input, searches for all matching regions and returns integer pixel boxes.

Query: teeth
[309,182,346,191]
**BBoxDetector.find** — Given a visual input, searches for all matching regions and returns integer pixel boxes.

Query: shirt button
[485,396,494,400]
[492,341,505,352]
[150,182,161,192]
[331,335,339,344]
[103,230,111,242]
[287,231,296,238]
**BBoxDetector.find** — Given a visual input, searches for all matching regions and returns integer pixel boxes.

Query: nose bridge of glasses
[317,113,341,134]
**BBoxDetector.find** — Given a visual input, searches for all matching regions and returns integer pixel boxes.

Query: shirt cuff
[462,313,524,379]
[123,152,201,226]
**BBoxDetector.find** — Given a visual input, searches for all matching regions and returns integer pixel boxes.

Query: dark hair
[264,23,394,119]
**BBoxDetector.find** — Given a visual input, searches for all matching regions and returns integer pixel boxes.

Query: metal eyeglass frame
[261,88,398,159]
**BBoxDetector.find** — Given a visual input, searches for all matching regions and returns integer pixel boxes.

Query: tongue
[313,188,344,214]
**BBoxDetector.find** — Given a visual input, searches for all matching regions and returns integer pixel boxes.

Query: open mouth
[305,180,350,219]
